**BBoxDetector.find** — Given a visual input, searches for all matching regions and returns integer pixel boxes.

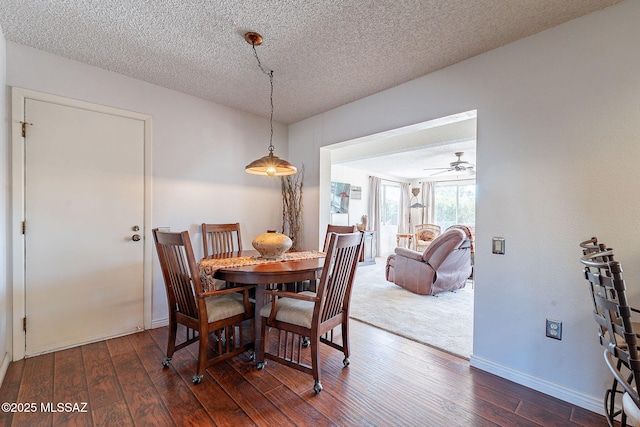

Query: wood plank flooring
[0,320,608,426]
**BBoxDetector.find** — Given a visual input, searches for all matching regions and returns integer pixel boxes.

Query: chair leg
[163,316,178,367]
[249,318,256,360]
[604,377,625,427]
[311,337,322,393]
[603,360,627,426]
[342,321,351,367]
[193,329,208,384]
[257,318,267,370]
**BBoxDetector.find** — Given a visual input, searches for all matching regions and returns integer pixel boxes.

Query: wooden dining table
[198,250,325,364]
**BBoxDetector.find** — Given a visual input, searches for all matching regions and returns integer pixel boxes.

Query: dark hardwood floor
[0,320,608,426]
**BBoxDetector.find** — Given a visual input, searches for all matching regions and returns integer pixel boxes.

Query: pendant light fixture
[244,32,297,177]
[410,187,426,209]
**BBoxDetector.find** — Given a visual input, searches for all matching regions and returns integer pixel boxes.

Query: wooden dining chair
[580,242,640,426]
[153,228,254,384]
[202,222,242,257]
[202,223,243,290]
[257,232,363,393]
[290,224,358,293]
[322,224,358,252]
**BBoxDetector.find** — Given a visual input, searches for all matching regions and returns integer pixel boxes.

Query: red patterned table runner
[199,250,325,291]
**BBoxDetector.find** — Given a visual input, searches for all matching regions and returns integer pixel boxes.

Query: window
[379,181,401,255]
[381,181,400,226]
[434,180,475,230]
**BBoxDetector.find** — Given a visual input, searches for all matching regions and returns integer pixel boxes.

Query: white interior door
[23,98,145,356]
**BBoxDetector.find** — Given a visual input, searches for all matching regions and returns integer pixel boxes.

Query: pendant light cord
[251,42,275,153]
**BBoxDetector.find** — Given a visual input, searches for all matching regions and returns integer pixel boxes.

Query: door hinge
[22,221,26,234]
[23,317,26,332]
[20,121,33,138]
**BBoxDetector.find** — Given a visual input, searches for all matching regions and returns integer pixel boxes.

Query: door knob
[132,234,141,241]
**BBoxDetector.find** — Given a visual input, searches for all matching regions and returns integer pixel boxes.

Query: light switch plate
[492,237,505,254]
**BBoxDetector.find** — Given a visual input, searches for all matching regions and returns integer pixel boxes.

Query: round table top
[203,250,325,284]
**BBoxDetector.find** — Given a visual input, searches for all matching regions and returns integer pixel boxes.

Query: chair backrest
[579,236,608,257]
[202,223,242,257]
[580,248,640,395]
[323,224,358,252]
[445,224,474,249]
[580,238,616,345]
[414,224,441,242]
[153,228,202,319]
[315,232,363,324]
[422,228,469,266]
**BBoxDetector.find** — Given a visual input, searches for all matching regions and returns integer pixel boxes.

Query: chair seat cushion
[259,291,316,328]
[205,292,246,323]
[623,391,640,426]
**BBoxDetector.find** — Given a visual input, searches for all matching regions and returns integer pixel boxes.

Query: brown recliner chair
[386,227,472,295]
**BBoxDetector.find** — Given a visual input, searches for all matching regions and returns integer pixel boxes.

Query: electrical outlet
[546,319,562,340]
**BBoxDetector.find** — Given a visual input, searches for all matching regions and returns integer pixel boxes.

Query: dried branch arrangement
[281,164,304,251]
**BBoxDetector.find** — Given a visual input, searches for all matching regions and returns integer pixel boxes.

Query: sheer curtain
[421,181,436,224]
[399,182,410,234]
[368,176,382,255]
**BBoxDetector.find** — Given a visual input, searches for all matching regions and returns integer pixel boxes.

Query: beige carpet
[349,258,474,359]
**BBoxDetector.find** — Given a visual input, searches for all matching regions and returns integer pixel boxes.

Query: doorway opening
[319,110,477,358]
[321,110,477,256]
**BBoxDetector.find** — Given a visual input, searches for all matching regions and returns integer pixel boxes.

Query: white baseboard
[0,351,10,388]
[151,317,169,329]
[470,354,605,416]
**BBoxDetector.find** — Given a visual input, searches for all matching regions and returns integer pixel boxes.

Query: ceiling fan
[424,152,475,176]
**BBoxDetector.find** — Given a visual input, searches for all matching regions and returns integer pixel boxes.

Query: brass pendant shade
[245,151,297,177]
[244,31,297,177]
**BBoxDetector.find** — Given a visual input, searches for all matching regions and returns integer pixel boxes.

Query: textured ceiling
[0,0,623,124]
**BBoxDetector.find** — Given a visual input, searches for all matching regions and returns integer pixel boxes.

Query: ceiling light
[244,32,297,177]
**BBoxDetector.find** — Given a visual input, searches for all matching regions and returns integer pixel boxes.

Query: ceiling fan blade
[423,167,450,171]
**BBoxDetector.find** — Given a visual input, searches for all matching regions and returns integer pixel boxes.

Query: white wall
[5,43,287,327]
[289,0,640,413]
[0,25,10,383]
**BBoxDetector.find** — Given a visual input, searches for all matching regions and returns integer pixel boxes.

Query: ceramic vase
[252,230,292,260]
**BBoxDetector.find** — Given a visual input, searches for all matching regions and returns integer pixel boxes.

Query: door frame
[10,87,153,360]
